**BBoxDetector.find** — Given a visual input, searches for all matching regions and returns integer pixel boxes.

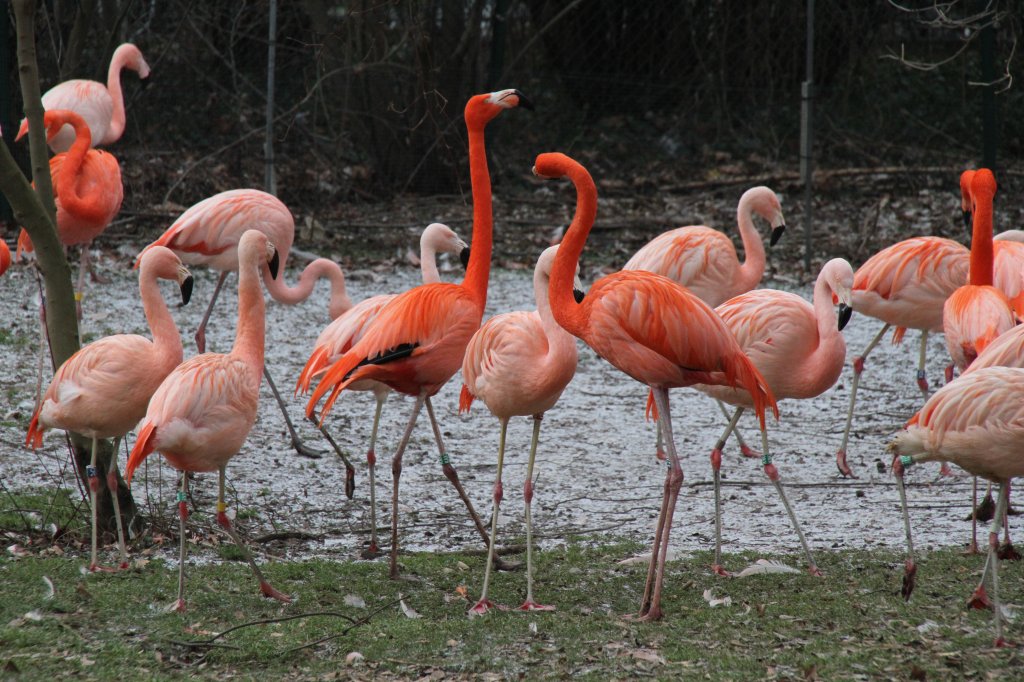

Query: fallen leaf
[630,649,666,665]
[456,561,470,571]
[345,652,364,666]
[702,589,732,608]
[455,586,469,599]
[916,619,940,634]
[399,595,421,619]
[344,594,366,608]
[42,576,55,601]
[734,559,801,577]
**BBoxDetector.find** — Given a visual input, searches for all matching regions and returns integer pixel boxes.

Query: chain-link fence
[3,0,1021,215]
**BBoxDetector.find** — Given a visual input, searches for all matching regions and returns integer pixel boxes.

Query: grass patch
[0,541,1020,679]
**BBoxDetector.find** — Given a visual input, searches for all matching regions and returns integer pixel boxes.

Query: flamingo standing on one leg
[836,234,968,477]
[19,43,150,152]
[296,222,470,556]
[535,151,777,621]
[25,247,193,571]
[125,230,290,611]
[890,366,1024,647]
[136,189,352,459]
[307,89,532,579]
[944,169,1017,556]
[696,258,855,576]
[624,186,785,459]
[460,245,583,615]
[16,109,123,308]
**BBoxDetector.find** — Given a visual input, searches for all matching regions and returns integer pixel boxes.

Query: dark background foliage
[1,0,1020,241]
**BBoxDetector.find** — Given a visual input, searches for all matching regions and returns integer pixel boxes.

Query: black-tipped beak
[459,246,471,269]
[573,288,586,304]
[770,225,786,247]
[180,275,194,305]
[962,210,972,231]
[515,90,534,111]
[268,251,280,279]
[838,303,853,331]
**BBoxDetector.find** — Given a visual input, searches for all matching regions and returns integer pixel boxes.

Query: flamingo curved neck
[734,195,767,294]
[53,118,98,219]
[139,269,183,366]
[461,118,493,307]
[535,270,576,360]
[970,198,995,287]
[549,160,597,339]
[234,251,267,369]
[420,243,441,284]
[263,258,352,319]
[104,48,134,144]
[812,269,840,348]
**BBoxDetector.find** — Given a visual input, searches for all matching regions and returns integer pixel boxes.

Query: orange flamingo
[460,245,583,615]
[306,89,532,579]
[624,186,784,460]
[19,43,150,152]
[0,239,10,276]
[960,169,1024,317]
[697,257,855,577]
[25,246,192,571]
[836,235,968,477]
[137,188,352,458]
[891,366,1024,647]
[945,169,1017,555]
[535,151,777,621]
[125,230,290,611]
[623,185,786,307]
[16,109,123,304]
[296,222,469,555]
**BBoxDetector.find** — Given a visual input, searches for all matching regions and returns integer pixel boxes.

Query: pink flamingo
[836,235,968,477]
[624,186,784,460]
[622,186,786,307]
[891,365,1024,647]
[25,246,193,571]
[19,43,150,152]
[296,222,469,555]
[536,151,777,621]
[17,109,123,304]
[124,230,290,611]
[307,89,532,579]
[697,258,855,576]
[460,245,583,615]
[136,188,352,458]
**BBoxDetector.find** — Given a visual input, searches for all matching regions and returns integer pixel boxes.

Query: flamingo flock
[6,67,1024,647]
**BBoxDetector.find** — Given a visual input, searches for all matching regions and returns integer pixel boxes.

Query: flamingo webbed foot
[623,607,663,622]
[967,585,991,610]
[360,543,382,560]
[739,444,760,459]
[900,561,916,601]
[518,601,555,612]
[836,451,857,478]
[469,599,495,616]
[998,542,1021,561]
[291,436,326,460]
[711,564,732,578]
[259,580,293,604]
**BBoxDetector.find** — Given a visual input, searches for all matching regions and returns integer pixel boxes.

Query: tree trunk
[6,0,138,543]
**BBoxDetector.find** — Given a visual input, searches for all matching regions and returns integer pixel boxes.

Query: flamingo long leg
[424,396,492,551]
[520,414,554,611]
[105,436,129,569]
[894,458,917,600]
[916,330,931,398]
[194,270,229,354]
[637,455,672,617]
[711,407,745,575]
[642,387,684,621]
[999,481,1018,560]
[262,366,329,461]
[717,400,756,458]
[836,323,890,477]
[75,247,88,329]
[215,467,291,603]
[362,393,386,556]
[470,417,508,616]
[175,472,189,612]
[760,428,820,575]
[306,415,355,499]
[989,482,1010,647]
[969,477,982,554]
[389,393,426,579]
[87,437,101,572]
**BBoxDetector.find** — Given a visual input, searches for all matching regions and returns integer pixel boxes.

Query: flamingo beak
[573,288,586,304]
[268,250,280,279]
[770,224,786,247]
[838,303,852,331]
[513,90,534,111]
[962,210,972,231]
[180,275,194,305]
[459,246,471,268]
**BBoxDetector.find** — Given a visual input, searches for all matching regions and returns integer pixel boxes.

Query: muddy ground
[2,170,1022,567]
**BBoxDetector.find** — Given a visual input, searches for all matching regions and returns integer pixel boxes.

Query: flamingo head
[825,257,855,331]
[532,152,573,180]
[114,43,151,79]
[421,222,470,269]
[465,89,532,128]
[959,169,976,231]
[536,244,585,303]
[139,245,195,305]
[971,168,996,205]
[747,187,786,247]
[42,110,87,142]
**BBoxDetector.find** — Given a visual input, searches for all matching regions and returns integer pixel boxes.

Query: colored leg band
[439,453,450,466]
[217,502,227,513]
[176,491,187,503]
[761,454,772,467]
[900,455,914,469]
[86,465,98,478]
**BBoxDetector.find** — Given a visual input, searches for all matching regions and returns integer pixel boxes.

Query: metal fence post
[800,0,815,273]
